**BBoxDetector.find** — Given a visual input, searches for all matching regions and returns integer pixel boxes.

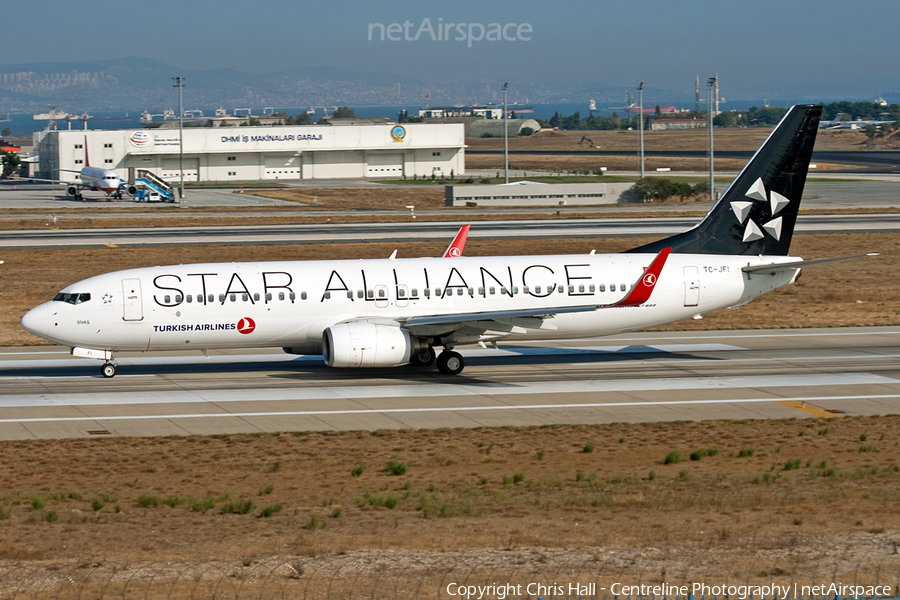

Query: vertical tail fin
[627,104,822,256]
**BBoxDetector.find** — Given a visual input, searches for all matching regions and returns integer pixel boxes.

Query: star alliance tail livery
[21,105,864,377]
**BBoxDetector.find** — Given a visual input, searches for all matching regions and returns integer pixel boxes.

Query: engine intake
[323,323,426,368]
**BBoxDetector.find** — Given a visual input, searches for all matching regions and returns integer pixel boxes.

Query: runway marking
[776,400,841,419]
[570,353,900,366]
[0,373,892,408]
[1,393,899,424]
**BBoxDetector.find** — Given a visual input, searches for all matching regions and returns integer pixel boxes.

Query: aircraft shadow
[0,347,717,383]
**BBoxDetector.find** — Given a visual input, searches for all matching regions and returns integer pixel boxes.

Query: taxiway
[1,327,898,439]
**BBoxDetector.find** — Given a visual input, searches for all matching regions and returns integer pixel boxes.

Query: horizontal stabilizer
[741,253,878,275]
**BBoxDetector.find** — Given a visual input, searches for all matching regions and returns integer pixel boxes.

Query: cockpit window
[52,292,91,305]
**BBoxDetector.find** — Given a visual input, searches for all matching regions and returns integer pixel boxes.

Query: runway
[2,213,900,248]
[1,327,899,439]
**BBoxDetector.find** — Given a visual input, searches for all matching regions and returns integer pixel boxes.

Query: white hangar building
[37,123,465,183]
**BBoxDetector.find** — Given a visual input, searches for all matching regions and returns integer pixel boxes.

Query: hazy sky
[5,0,899,99]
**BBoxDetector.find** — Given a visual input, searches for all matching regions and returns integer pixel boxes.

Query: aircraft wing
[398,248,670,335]
[741,253,878,276]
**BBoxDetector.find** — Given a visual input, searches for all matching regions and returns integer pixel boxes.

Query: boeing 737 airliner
[21,105,865,377]
[30,136,125,201]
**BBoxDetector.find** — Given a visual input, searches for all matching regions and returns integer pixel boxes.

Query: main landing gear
[100,361,117,378]
[409,345,466,375]
[436,350,465,375]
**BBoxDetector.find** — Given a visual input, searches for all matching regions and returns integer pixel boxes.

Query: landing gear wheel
[410,346,437,367]
[100,362,117,378]
[436,351,465,375]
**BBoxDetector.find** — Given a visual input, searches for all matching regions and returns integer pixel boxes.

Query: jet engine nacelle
[127,185,138,196]
[66,185,78,196]
[323,323,426,368]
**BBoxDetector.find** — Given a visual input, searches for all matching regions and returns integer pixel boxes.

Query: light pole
[637,82,644,179]
[172,76,186,206]
[502,82,509,184]
[707,76,716,203]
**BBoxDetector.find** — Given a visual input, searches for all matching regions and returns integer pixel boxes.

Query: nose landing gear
[100,362,117,378]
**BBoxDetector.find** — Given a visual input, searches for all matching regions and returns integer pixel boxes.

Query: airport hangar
[36,122,465,183]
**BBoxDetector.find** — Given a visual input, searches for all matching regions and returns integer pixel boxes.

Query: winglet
[614,248,671,307]
[443,225,470,257]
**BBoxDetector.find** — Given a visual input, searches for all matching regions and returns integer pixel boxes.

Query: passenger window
[219,294,225,303]
[468,288,474,296]
[500,287,508,295]
[489,287,495,295]
[424,289,430,298]
[357,290,364,299]
[599,284,606,292]
[378,289,385,298]
[589,285,595,293]
[300,292,307,300]
[578,285,585,293]
[278,292,284,301]
[479,287,485,295]
[254,293,260,302]
[620,284,626,292]
[186,295,192,303]
[411,288,418,297]
[456,288,463,296]
[242,293,248,302]
[324,292,331,299]
[535,286,541,294]
[435,289,442,297]
[367,290,374,299]
[230,294,236,302]
[346,291,353,299]
[175,295,183,303]
[164,295,171,303]
[512,286,519,294]
[398,289,406,298]
[568,286,574,293]
[559,286,564,293]
[208,294,214,303]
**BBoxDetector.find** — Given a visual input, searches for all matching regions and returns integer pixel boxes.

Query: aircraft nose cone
[20,303,50,339]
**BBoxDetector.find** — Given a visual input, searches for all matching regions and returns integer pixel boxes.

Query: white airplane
[21,105,868,378]
[29,135,126,201]
[819,112,896,129]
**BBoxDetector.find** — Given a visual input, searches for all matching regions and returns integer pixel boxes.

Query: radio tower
[694,75,700,113]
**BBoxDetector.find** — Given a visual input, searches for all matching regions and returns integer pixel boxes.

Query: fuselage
[20,252,799,353]
[79,166,121,194]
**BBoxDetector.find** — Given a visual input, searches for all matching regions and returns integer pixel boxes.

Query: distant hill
[0,56,693,112]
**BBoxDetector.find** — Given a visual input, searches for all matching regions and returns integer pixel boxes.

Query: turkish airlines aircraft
[30,136,125,201]
[21,105,864,378]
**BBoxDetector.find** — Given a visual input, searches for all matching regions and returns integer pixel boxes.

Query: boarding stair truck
[129,169,176,202]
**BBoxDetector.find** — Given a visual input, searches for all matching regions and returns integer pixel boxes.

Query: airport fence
[1,554,900,599]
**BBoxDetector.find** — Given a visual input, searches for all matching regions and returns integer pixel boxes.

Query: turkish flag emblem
[237,317,256,334]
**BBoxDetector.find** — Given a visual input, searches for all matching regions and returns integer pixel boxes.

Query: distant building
[38,123,465,182]
[419,105,504,119]
[467,118,541,138]
[650,119,707,131]
[446,181,633,207]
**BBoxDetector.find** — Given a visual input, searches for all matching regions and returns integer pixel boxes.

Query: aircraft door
[122,278,144,321]
[375,285,389,308]
[396,284,409,308]
[683,266,700,307]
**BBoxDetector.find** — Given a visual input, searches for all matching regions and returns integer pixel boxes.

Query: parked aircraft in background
[28,136,126,201]
[21,105,872,378]
[818,112,896,129]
